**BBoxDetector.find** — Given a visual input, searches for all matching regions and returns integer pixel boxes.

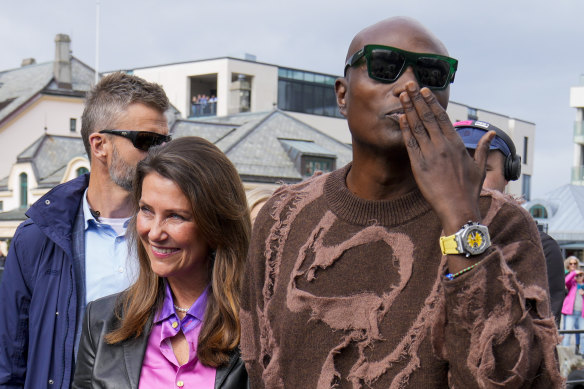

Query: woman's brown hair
[105,136,251,367]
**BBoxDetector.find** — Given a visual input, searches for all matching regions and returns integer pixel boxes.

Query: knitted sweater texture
[240,165,563,388]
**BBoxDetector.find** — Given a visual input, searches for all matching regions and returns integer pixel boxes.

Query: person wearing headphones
[455,120,565,327]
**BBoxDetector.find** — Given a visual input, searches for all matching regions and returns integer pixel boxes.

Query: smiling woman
[137,173,211,290]
[73,137,251,388]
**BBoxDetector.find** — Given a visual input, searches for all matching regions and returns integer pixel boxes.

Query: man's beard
[109,143,135,192]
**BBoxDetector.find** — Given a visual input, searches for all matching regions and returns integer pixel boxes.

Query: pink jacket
[562,271,584,316]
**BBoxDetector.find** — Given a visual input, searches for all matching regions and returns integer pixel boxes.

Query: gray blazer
[73,293,249,389]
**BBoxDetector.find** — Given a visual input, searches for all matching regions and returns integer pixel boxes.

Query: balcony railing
[559,329,584,385]
[190,101,217,118]
[572,165,584,184]
[574,121,584,143]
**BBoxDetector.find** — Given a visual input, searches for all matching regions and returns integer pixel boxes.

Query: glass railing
[574,121,584,143]
[190,101,217,118]
[571,165,584,183]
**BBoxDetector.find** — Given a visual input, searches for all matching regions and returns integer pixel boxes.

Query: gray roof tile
[17,134,87,186]
[172,120,237,143]
[0,207,27,221]
[0,61,53,123]
[525,184,584,242]
[172,110,352,183]
[0,58,94,125]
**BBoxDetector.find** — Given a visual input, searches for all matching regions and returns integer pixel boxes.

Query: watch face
[461,225,490,255]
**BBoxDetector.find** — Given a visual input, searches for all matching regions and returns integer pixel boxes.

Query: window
[529,204,548,219]
[19,173,27,209]
[301,156,335,176]
[70,118,77,132]
[277,68,343,118]
[76,167,89,176]
[467,107,478,120]
[522,174,531,201]
[279,138,336,177]
[523,137,528,164]
[0,200,3,211]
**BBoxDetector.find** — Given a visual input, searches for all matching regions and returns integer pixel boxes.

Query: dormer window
[302,157,334,176]
[529,204,548,219]
[279,138,336,177]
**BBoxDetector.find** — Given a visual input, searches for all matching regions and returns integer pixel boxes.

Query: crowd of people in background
[191,94,217,117]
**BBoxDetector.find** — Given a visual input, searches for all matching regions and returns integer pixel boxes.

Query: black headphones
[454,120,522,181]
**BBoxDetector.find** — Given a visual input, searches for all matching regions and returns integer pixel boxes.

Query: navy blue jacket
[0,174,89,389]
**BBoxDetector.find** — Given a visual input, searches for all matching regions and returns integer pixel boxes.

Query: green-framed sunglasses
[344,44,458,90]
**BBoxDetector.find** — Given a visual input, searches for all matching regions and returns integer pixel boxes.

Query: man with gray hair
[0,72,170,388]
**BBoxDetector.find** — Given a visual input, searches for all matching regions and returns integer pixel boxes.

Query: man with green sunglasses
[344,44,458,90]
[241,16,562,388]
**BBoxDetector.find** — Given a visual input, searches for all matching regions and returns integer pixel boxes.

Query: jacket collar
[114,303,242,388]
[25,173,89,257]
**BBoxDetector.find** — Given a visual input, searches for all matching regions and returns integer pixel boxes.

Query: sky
[2,0,582,198]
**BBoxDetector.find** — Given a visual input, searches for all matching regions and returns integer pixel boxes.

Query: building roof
[0,207,27,222]
[1,109,352,190]
[279,139,337,158]
[524,184,584,243]
[0,134,88,190]
[24,134,87,188]
[172,109,352,183]
[0,57,94,126]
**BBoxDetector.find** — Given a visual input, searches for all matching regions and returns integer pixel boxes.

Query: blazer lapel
[122,320,153,388]
[215,348,240,389]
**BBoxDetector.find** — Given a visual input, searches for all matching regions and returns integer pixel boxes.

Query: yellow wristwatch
[439,221,491,257]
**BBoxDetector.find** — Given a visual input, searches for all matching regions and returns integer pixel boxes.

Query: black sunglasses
[344,44,458,90]
[99,130,171,151]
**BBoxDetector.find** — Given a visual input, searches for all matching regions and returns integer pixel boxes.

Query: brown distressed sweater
[240,165,563,388]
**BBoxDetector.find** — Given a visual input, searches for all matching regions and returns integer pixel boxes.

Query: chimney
[21,58,36,67]
[53,34,72,89]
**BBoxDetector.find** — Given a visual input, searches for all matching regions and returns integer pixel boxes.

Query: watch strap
[440,234,460,255]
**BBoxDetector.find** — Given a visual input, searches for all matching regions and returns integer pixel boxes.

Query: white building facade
[0,34,94,179]
[570,76,584,186]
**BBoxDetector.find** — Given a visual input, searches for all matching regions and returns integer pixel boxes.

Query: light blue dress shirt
[83,190,137,304]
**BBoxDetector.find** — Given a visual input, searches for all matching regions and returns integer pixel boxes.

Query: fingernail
[400,92,410,102]
[420,88,431,98]
[406,82,416,92]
